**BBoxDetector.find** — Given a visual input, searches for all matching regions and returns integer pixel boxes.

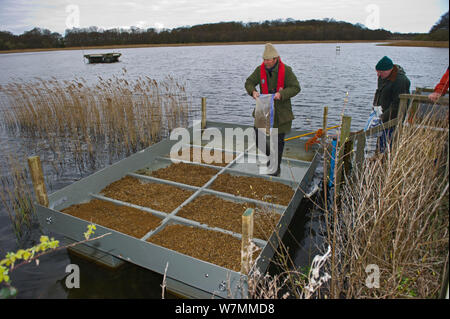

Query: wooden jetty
[84,52,121,63]
[333,90,449,191]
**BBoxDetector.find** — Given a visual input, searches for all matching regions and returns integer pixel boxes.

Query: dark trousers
[378,127,394,153]
[253,127,285,172]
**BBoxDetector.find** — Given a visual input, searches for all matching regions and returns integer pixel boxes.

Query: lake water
[0,43,448,298]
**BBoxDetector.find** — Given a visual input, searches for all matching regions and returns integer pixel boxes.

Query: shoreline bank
[1,40,447,55]
[377,40,449,48]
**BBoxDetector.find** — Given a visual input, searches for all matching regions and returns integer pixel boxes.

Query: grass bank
[0,40,389,54]
[1,40,447,55]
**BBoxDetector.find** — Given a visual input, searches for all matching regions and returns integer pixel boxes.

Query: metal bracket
[218,280,227,292]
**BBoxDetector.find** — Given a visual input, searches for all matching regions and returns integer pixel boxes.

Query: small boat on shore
[84,52,121,63]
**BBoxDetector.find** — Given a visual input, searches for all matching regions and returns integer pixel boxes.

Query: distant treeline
[415,11,449,41]
[63,19,395,47]
[0,28,63,50]
[0,15,447,51]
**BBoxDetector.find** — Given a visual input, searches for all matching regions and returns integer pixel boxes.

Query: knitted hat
[263,43,279,59]
[375,56,394,71]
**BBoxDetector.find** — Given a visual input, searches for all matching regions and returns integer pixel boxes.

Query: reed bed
[324,114,449,298]
[378,41,449,48]
[0,71,191,174]
[242,112,448,299]
[0,155,35,244]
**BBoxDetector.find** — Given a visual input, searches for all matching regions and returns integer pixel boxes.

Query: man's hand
[274,88,283,100]
[428,92,441,103]
[253,90,282,100]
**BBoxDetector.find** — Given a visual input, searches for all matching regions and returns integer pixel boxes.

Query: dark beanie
[376,56,394,71]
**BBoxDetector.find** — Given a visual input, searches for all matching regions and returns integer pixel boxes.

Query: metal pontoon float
[35,121,320,298]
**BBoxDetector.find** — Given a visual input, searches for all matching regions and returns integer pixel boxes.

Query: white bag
[364,106,383,156]
[364,106,383,132]
[254,94,275,135]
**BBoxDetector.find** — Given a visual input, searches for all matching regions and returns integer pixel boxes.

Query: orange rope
[284,125,340,142]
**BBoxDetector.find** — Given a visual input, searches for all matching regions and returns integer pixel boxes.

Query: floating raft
[84,52,121,63]
[35,121,320,298]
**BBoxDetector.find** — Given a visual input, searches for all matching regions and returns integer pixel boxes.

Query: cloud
[0,0,447,35]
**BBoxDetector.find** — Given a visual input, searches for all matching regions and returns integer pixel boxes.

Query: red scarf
[260,59,285,94]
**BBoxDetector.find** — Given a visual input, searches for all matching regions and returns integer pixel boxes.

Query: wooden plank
[399,93,449,104]
[343,139,353,177]
[347,118,398,140]
[414,87,435,94]
[241,208,254,275]
[349,93,449,142]
[398,95,409,125]
[335,116,351,195]
[27,156,49,207]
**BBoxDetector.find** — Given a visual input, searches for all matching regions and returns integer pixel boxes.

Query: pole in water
[27,156,49,207]
[201,97,207,130]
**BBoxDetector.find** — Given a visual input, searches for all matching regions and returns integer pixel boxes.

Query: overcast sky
[0,0,448,35]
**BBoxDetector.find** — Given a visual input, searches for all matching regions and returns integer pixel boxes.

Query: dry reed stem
[0,72,191,175]
[325,113,449,298]
[0,155,36,244]
[0,72,191,242]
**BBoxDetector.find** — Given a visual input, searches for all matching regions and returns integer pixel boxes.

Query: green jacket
[245,61,301,134]
[373,65,411,123]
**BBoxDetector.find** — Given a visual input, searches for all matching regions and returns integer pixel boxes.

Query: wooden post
[355,132,366,175]
[343,138,354,177]
[394,95,411,150]
[410,99,419,122]
[335,116,351,195]
[201,97,207,130]
[27,156,49,207]
[241,208,254,275]
[397,94,409,126]
[322,106,329,144]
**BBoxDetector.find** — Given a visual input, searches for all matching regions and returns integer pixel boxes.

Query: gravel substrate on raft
[62,199,162,238]
[60,160,290,272]
[147,224,260,272]
[100,176,194,213]
[176,194,280,241]
[210,173,294,206]
[136,162,219,187]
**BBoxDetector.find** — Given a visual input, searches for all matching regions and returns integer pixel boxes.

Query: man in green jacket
[245,43,301,176]
[373,56,410,152]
